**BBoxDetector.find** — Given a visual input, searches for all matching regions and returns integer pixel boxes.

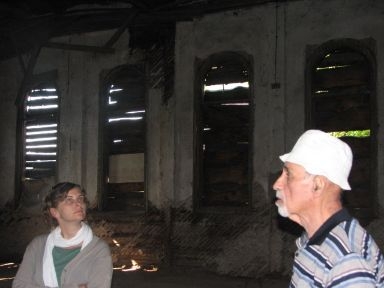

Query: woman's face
[49,187,87,225]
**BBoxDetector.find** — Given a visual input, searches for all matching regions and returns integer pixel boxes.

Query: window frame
[305,38,377,224]
[15,70,59,208]
[193,51,254,213]
[98,64,148,212]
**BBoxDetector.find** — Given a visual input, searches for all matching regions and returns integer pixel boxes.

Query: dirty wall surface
[0,207,295,278]
[0,0,384,279]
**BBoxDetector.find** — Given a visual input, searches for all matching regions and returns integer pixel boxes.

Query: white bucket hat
[279,130,353,190]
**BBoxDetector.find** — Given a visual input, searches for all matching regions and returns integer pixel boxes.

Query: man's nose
[272,173,283,190]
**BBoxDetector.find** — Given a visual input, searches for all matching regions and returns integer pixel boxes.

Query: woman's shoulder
[84,235,111,257]
[91,235,109,248]
[28,233,49,245]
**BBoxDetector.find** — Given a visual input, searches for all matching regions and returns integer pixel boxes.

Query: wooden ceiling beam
[44,41,115,53]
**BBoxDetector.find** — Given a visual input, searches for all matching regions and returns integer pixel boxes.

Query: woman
[13,182,113,288]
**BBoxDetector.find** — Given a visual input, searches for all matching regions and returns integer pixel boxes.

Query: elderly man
[273,130,384,287]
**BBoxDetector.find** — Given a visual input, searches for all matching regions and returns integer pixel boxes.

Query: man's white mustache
[275,190,283,200]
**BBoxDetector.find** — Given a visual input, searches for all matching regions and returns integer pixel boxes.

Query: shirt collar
[307,208,352,245]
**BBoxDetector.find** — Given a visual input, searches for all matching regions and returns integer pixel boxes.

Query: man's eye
[285,171,291,178]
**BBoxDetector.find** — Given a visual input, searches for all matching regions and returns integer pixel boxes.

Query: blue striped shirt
[290,209,384,287]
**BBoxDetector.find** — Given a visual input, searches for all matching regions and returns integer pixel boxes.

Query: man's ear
[313,175,325,195]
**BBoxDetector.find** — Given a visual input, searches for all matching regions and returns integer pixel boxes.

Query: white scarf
[42,222,93,288]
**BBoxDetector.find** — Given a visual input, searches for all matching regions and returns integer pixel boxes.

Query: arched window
[17,76,59,207]
[195,52,252,209]
[307,39,376,224]
[101,65,146,212]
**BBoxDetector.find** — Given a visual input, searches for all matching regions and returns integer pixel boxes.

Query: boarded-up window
[23,84,59,180]
[195,52,252,208]
[308,43,375,224]
[16,81,59,207]
[102,65,146,212]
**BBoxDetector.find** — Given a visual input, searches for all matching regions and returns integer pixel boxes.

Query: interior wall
[283,0,384,210]
[0,29,146,209]
[174,0,384,220]
[173,0,384,275]
[0,59,22,208]
[1,1,382,211]
[174,5,279,208]
[0,0,383,278]
[109,153,144,183]
[174,2,287,275]
[146,88,175,208]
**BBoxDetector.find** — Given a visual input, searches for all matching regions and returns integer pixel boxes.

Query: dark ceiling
[0,0,282,61]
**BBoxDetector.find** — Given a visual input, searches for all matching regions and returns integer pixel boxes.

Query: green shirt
[52,246,81,287]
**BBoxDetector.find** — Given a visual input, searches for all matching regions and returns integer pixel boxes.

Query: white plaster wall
[55,30,148,206]
[283,0,384,210]
[0,0,383,277]
[109,153,144,183]
[0,0,383,220]
[174,0,384,273]
[1,0,384,216]
[0,29,148,208]
[174,6,285,272]
[175,4,280,208]
[146,88,176,208]
[33,30,137,206]
[174,0,384,213]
